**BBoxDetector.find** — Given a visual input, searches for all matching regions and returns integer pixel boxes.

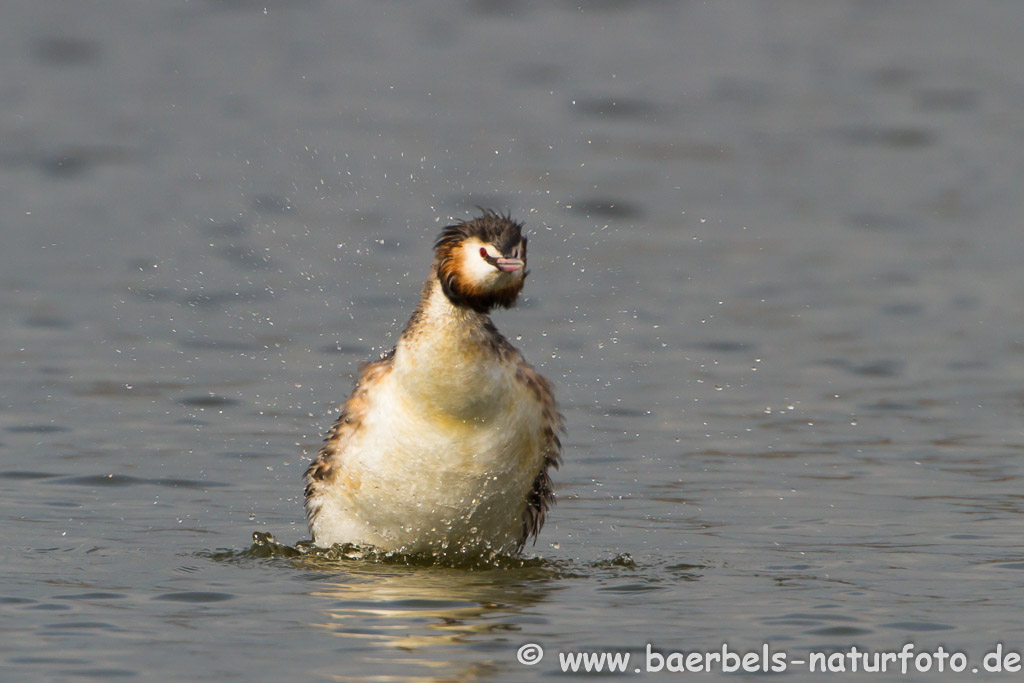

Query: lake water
[3,0,1024,680]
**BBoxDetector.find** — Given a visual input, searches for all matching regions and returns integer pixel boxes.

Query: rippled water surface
[3,1,1024,680]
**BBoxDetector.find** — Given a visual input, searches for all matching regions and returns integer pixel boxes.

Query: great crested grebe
[304,211,562,558]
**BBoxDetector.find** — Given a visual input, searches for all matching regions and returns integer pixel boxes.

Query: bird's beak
[495,257,524,272]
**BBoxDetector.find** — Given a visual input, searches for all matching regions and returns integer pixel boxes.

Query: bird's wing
[303,350,395,529]
[514,361,565,549]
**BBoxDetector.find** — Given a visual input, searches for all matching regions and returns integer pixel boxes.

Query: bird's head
[434,211,528,313]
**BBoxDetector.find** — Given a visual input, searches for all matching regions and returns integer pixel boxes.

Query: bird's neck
[401,274,494,347]
[391,274,512,415]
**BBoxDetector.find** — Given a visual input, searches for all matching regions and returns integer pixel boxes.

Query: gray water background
[3,0,1024,680]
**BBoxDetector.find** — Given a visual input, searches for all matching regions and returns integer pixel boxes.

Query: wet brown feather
[303,350,395,525]
[514,361,564,548]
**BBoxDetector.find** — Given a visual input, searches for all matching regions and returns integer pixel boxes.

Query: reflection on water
[312,569,544,680]
[208,533,568,681]
[200,534,656,681]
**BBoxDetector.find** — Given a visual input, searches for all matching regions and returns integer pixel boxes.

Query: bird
[303,210,563,559]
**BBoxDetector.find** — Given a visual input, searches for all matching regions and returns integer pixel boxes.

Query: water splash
[200,532,581,574]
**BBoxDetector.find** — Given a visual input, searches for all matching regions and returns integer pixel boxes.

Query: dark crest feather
[434,209,524,256]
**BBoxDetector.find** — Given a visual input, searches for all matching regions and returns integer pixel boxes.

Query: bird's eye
[479,247,488,258]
